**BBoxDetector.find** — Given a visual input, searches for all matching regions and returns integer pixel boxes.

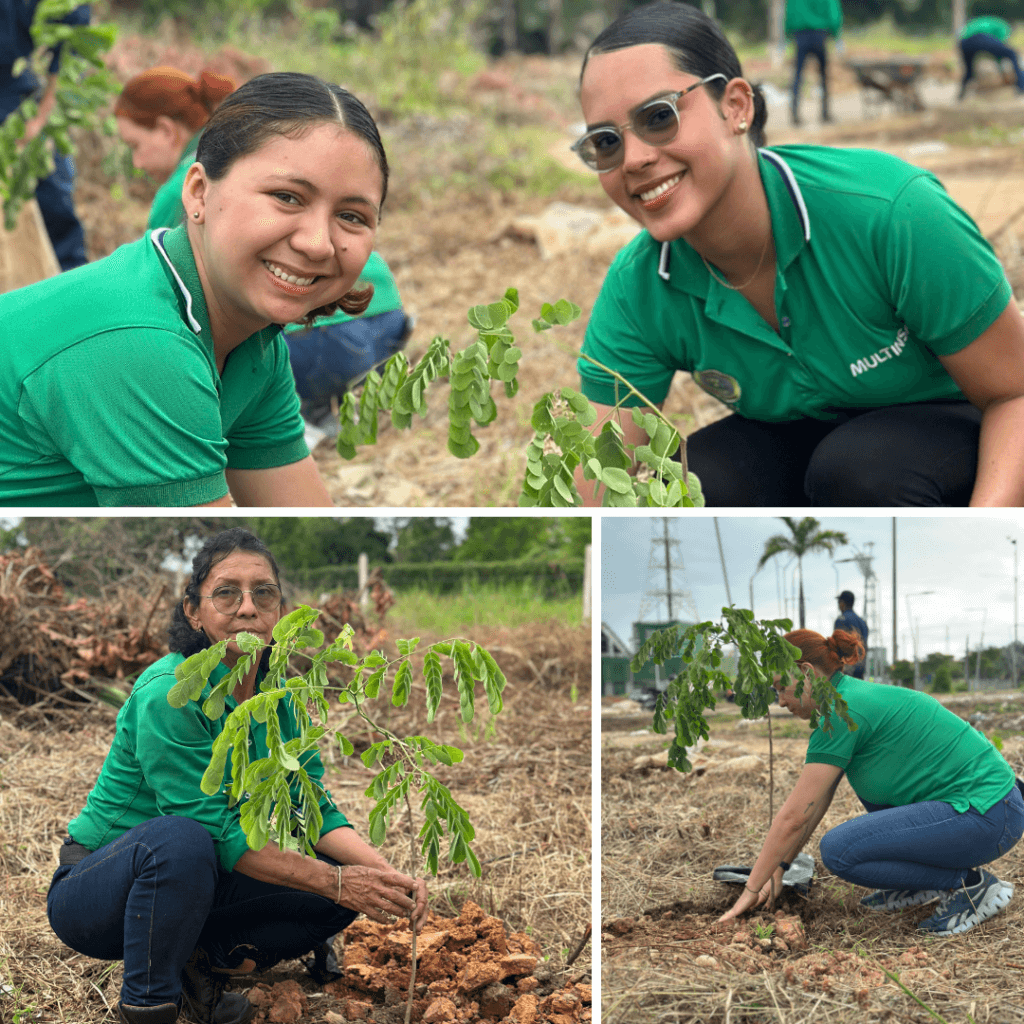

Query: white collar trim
[150,226,202,333]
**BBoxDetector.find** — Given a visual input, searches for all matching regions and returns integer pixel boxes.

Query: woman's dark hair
[581,1,768,148]
[195,72,388,321]
[783,629,865,679]
[169,527,282,672]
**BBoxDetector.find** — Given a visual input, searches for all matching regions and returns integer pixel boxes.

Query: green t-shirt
[961,16,1011,41]
[146,132,202,232]
[0,224,309,506]
[579,146,1012,421]
[282,251,403,332]
[785,0,843,37]
[68,652,352,873]
[805,674,1015,814]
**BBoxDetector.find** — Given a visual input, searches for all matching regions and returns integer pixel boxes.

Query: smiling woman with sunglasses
[47,528,428,1024]
[574,2,1024,507]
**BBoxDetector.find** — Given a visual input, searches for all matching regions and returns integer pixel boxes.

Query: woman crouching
[719,629,1023,936]
[47,528,427,1024]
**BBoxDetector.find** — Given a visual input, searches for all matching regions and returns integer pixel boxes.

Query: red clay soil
[244,900,591,1024]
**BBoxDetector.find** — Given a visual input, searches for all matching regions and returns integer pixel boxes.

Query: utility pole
[1010,537,1019,688]
[662,519,673,620]
[713,518,732,606]
[892,518,898,668]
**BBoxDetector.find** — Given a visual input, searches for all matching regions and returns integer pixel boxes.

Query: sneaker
[860,887,943,912]
[917,869,1014,936]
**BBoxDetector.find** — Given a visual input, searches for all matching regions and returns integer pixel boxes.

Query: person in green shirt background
[0,71,391,506]
[785,0,843,125]
[115,65,411,436]
[718,628,1023,937]
[47,528,428,1024]
[958,15,1024,100]
[572,1,1024,506]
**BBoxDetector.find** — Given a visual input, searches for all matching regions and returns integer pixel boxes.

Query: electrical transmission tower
[836,543,886,681]
[637,518,699,625]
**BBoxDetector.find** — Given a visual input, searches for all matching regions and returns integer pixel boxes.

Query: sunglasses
[572,73,729,173]
[201,584,282,614]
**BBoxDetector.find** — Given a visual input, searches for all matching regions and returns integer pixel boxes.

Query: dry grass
[601,699,1024,1024]
[0,620,590,1024]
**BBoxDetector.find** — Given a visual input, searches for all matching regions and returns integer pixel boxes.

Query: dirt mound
[242,899,590,1024]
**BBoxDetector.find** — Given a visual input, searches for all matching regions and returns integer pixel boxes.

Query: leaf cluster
[1,1,119,229]
[631,608,855,772]
[168,604,506,876]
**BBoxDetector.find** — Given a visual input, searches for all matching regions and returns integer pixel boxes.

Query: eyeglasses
[571,73,729,173]
[201,585,282,614]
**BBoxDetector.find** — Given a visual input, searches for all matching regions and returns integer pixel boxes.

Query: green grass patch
[388,582,583,634]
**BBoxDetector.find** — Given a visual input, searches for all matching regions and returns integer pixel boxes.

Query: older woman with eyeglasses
[46,528,428,1024]
[572,1,1024,508]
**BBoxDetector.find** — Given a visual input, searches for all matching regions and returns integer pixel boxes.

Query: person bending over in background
[958,15,1024,100]
[719,628,1023,937]
[115,66,411,437]
[47,527,427,1024]
[0,0,90,270]
[572,1,1024,507]
[0,72,391,506]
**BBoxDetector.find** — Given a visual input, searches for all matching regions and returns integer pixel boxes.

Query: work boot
[304,936,343,984]
[117,1004,178,1024]
[180,947,256,1024]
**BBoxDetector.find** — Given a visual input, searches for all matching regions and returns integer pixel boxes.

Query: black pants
[959,34,1024,99]
[792,29,830,121]
[685,401,982,506]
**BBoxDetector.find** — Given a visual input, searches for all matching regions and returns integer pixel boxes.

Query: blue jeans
[959,34,1024,99]
[819,782,1024,890]
[792,29,830,121]
[0,83,87,271]
[47,816,357,1007]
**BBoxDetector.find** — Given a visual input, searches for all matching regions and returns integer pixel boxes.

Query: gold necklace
[701,228,771,291]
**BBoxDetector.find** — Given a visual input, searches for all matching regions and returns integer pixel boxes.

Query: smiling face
[579,44,751,243]
[117,114,190,183]
[184,122,384,345]
[185,550,282,668]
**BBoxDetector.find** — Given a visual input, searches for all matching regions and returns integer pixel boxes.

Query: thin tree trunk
[798,561,806,629]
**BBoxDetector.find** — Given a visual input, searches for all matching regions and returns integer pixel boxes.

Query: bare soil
[601,693,1024,1023]
[0,617,591,1024]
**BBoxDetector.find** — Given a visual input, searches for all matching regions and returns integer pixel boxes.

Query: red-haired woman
[115,67,237,231]
[718,629,1023,936]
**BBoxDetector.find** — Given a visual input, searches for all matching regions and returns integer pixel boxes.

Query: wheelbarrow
[846,58,927,114]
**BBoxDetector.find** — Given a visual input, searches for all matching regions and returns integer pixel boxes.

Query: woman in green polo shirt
[115,66,236,232]
[718,628,1023,936]
[47,528,428,1024]
[573,1,1024,506]
[0,71,387,506]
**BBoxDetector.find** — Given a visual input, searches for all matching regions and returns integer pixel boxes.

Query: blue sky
[602,515,1024,663]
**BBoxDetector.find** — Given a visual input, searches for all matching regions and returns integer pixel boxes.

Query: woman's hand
[338,865,429,932]
[717,869,782,924]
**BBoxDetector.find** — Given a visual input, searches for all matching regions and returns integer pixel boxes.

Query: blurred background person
[957,15,1024,100]
[835,590,868,678]
[786,0,843,125]
[0,0,90,270]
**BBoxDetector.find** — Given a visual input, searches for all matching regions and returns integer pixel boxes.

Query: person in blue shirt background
[835,590,869,678]
[0,0,90,271]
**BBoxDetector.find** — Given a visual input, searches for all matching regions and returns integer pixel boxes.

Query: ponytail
[785,628,864,678]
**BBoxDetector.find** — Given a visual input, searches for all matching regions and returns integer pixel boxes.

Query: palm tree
[758,518,848,629]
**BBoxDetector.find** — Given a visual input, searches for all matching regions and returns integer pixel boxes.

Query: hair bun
[196,69,236,113]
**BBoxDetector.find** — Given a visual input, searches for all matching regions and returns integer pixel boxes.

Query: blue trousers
[959,34,1024,99]
[0,83,87,271]
[792,29,830,121]
[47,816,357,1008]
[819,782,1024,890]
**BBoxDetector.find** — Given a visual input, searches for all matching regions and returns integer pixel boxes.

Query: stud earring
[738,120,748,131]
[193,211,200,219]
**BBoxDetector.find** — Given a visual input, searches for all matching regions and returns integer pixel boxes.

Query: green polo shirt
[961,16,1011,42]
[146,131,202,231]
[0,224,309,506]
[805,674,1015,814]
[68,652,352,873]
[579,146,1012,421]
[785,0,842,37]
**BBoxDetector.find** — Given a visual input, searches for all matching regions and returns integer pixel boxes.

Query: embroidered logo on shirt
[849,327,908,378]
[692,369,741,405]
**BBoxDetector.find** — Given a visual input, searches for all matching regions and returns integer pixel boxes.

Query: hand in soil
[717,874,780,924]
[338,866,428,931]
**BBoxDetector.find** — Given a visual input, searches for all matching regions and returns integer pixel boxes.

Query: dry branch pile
[0,547,168,713]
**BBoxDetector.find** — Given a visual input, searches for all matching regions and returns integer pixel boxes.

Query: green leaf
[272,605,320,644]
[601,467,633,494]
[338,734,354,756]
[423,651,443,724]
[392,660,413,707]
[397,637,421,657]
